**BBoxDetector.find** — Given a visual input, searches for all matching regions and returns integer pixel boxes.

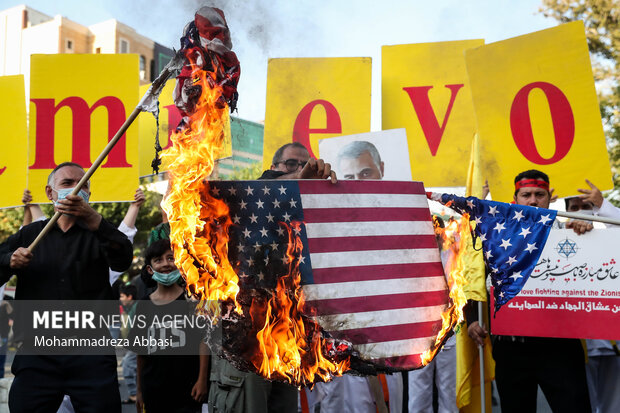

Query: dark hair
[47,162,88,187]
[513,169,549,196]
[144,238,172,266]
[271,142,308,166]
[119,284,138,300]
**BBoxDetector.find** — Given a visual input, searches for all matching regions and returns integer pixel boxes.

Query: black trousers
[9,354,121,413]
[493,336,591,413]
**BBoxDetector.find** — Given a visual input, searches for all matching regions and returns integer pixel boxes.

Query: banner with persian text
[382,39,484,187]
[492,229,620,340]
[262,57,371,170]
[466,21,612,202]
[28,54,139,203]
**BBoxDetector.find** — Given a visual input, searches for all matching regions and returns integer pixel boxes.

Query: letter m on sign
[30,97,131,169]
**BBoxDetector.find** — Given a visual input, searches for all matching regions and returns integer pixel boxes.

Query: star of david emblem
[555,238,578,259]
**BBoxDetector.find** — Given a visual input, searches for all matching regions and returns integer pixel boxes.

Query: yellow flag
[466,21,612,202]
[0,75,28,208]
[456,133,495,411]
[263,57,371,169]
[28,54,139,203]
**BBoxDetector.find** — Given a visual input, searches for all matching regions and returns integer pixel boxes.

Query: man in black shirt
[0,162,133,412]
[259,142,336,182]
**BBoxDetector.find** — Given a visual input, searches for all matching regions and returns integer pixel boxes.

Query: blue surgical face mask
[151,269,182,286]
[53,187,90,204]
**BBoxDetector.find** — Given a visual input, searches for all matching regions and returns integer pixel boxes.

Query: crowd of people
[0,141,617,413]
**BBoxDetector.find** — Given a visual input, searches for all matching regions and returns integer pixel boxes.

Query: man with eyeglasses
[259,142,336,182]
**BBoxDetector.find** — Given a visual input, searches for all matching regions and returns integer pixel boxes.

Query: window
[95,47,101,54]
[119,39,129,54]
[65,39,74,53]
[139,55,146,80]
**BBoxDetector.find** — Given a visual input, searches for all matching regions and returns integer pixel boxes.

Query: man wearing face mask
[0,162,133,412]
[566,180,620,413]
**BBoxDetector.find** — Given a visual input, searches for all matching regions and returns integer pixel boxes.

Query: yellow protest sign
[138,80,232,177]
[0,75,28,208]
[263,58,371,169]
[466,21,612,202]
[382,39,484,187]
[28,54,140,203]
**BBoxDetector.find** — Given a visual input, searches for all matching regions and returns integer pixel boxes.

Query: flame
[420,214,471,365]
[251,222,349,386]
[161,50,241,319]
[160,50,348,385]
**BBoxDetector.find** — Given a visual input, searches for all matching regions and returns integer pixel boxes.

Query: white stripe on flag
[305,221,434,238]
[308,248,440,269]
[303,277,447,300]
[315,305,447,330]
[300,193,429,209]
[356,337,437,358]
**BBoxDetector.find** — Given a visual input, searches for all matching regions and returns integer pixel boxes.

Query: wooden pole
[478,301,486,413]
[27,52,183,252]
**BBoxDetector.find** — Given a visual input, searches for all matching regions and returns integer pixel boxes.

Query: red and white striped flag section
[213,180,450,370]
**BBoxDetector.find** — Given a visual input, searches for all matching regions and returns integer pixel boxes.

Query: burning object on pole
[159,7,466,387]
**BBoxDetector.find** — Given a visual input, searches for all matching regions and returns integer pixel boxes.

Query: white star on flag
[283,212,292,222]
[479,233,487,242]
[519,227,531,238]
[474,216,482,226]
[266,213,275,223]
[506,256,517,265]
[278,185,287,195]
[485,250,493,259]
[538,214,552,225]
[493,222,506,233]
[262,186,270,195]
[253,242,261,252]
[211,187,220,196]
[289,199,298,208]
[242,228,251,238]
[299,255,306,264]
[525,242,538,253]
[245,186,254,196]
[272,199,281,208]
[232,215,241,224]
[488,206,499,216]
[276,227,285,236]
[467,200,475,209]
[259,227,269,237]
[227,187,237,196]
[510,271,522,281]
[256,199,264,209]
[246,257,254,266]
[499,238,512,250]
[270,241,279,251]
[512,210,524,222]
[249,213,258,224]
[239,200,247,209]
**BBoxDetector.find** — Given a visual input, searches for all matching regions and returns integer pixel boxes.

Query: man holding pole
[0,162,133,412]
[466,169,591,413]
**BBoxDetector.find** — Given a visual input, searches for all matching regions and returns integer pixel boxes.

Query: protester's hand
[578,179,604,208]
[135,391,144,413]
[467,321,488,347]
[22,189,33,205]
[10,247,32,269]
[295,158,337,184]
[565,219,593,235]
[481,180,490,200]
[191,377,209,403]
[549,188,558,204]
[55,195,102,231]
[133,188,145,207]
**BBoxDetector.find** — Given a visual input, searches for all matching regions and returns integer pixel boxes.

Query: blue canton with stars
[440,194,557,312]
[209,181,313,289]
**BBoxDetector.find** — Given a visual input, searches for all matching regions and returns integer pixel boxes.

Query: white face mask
[53,187,90,205]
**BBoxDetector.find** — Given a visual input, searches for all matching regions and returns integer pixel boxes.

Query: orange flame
[251,222,349,386]
[420,214,471,365]
[161,52,241,320]
[160,52,348,385]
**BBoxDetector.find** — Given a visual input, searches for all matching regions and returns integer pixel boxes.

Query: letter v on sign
[402,84,463,156]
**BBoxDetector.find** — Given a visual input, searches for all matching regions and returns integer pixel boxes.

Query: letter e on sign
[292,100,342,158]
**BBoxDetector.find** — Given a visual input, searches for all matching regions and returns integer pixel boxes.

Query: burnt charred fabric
[151,6,240,174]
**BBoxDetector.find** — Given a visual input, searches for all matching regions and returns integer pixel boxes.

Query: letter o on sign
[510,82,575,165]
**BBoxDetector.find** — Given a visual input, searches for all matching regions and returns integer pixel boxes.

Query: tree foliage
[540,0,620,192]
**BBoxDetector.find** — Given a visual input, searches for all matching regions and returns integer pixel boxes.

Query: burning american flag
[211,180,452,371]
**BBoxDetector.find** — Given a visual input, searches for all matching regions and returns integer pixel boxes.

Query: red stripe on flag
[298,180,425,195]
[303,208,432,223]
[305,290,449,316]
[328,320,442,345]
[307,235,437,253]
[311,262,445,284]
[376,354,423,369]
